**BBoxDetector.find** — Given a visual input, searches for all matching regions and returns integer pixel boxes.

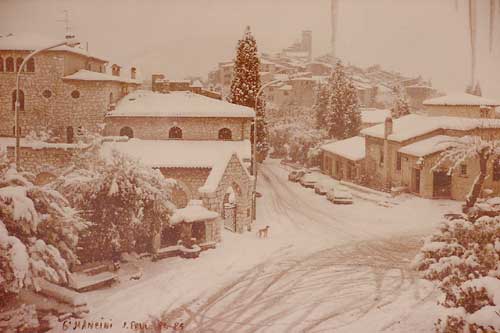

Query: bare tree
[435,135,500,211]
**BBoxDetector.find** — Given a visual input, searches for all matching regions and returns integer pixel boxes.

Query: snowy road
[158,161,457,332]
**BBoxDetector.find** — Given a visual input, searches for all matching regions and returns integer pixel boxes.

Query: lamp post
[251,79,282,224]
[14,35,79,170]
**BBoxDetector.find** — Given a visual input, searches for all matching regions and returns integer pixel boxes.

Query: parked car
[299,173,321,188]
[314,179,337,195]
[288,170,307,182]
[326,187,353,204]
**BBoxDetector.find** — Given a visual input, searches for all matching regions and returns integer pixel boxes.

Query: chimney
[384,116,393,138]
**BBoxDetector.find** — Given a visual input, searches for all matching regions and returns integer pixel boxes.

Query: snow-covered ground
[78,159,459,333]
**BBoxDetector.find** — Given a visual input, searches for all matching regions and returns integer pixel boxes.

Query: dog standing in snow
[257,226,270,238]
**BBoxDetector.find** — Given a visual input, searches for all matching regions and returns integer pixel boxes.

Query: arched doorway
[222,187,237,232]
[119,126,134,138]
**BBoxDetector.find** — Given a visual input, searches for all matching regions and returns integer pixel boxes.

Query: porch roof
[398,135,458,157]
[101,139,251,169]
[171,201,219,225]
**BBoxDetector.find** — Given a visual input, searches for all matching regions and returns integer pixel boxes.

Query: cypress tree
[229,26,268,162]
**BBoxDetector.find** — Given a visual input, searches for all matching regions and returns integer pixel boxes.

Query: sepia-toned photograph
[1,0,500,332]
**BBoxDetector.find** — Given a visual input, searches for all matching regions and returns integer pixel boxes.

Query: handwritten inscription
[61,318,184,331]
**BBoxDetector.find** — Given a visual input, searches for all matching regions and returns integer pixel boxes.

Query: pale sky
[1,0,499,98]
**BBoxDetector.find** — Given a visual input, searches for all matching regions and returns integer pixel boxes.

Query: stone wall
[5,145,83,175]
[0,50,137,139]
[159,167,212,203]
[104,116,252,141]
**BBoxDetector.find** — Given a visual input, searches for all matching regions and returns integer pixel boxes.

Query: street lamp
[250,79,282,224]
[14,35,80,169]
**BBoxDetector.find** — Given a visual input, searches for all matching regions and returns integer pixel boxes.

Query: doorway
[412,168,420,194]
[433,171,452,198]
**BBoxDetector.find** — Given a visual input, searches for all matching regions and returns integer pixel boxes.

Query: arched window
[26,58,35,72]
[66,126,74,143]
[16,57,24,72]
[218,128,232,140]
[120,126,134,138]
[0,56,3,72]
[168,126,182,139]
[12,89,24,111]
[109,92,113,104]
[5,57,14,72]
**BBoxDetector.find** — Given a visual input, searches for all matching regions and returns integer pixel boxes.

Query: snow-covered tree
[434,136,500,212]
[52,148,176,263]
[313,83,330,129]
[324,61,361,139]
[391,85,410,118]
[268,122,327,165]
[0,162,88,297]
[413,198,500,333]
[228,26,268,162]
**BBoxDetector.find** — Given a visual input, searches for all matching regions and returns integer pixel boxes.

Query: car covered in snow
[326,187,353,204]
[314,179,337,195]
[299,172,322,188]
[288,170,308,182]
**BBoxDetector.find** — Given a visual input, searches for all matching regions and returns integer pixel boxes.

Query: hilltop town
[1,4,499,333]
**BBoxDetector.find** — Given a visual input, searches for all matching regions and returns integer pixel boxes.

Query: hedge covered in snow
[414,198,500,332]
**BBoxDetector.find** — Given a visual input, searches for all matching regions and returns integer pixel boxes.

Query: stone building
[103,89,255,234]
[319,92,500,201]
[422,93,500,119]
[360,114,500,199]
[0,34,141,142]
[320,136,365,183]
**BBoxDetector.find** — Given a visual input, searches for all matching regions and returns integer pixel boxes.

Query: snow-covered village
[1,0,500,332]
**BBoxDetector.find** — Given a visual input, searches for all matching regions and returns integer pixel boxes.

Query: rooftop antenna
[331,0,338,71]
[57,10,75,39]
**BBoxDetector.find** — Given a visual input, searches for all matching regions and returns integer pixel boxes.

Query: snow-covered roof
[361,114,500,142]
[361,108,391,124]
[102,139,252,194]
[320,136,366,161]
[106,90,255,118]
[0,33,108,62]
[63,70,141,84]
[398,135,459,157]
[170,201,219,225]
[101,139,251,168]
[423,93,500,107]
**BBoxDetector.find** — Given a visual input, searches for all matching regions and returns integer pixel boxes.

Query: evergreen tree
[228,26,268,162]
[391,85,410,118]
[313,83,330,129]
[325,61,361,139]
